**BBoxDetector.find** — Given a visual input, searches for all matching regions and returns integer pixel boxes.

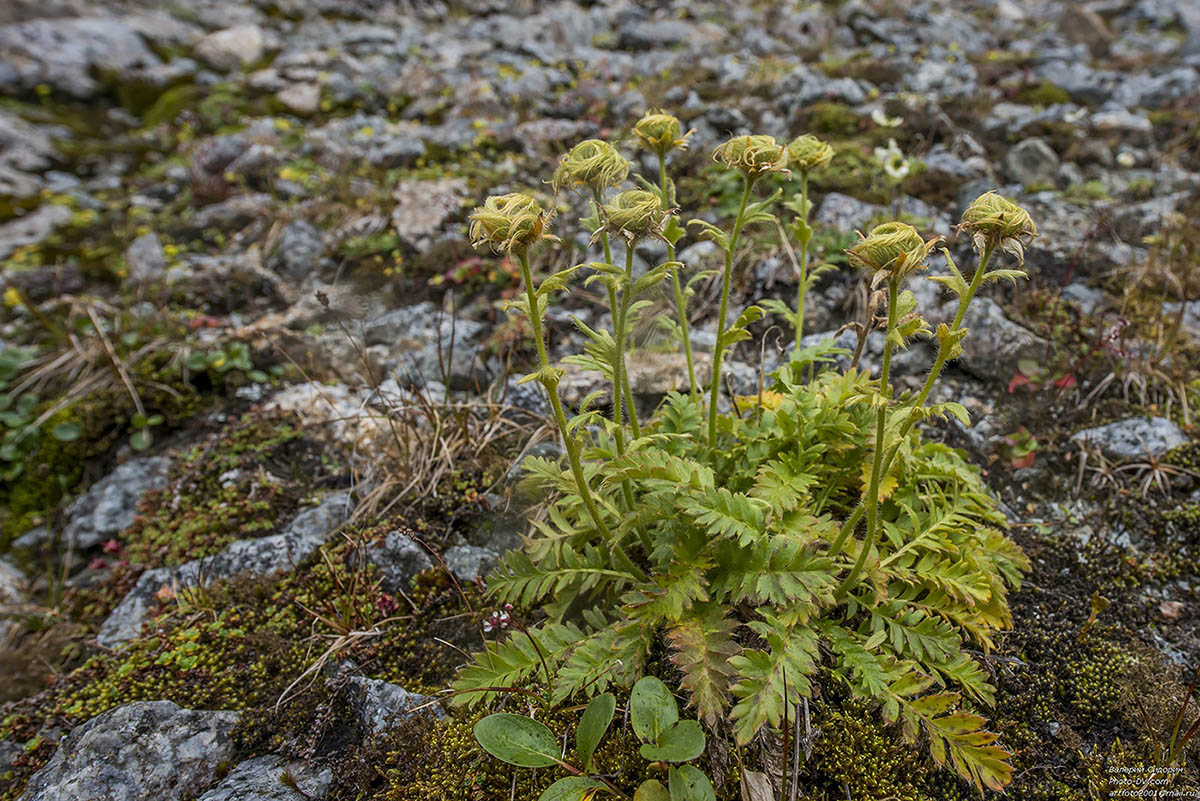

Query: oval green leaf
[576,692,615,773]
[538,776,607,801]
[50,422,82,442]
[130,429,153,451]
[631,676,678,744]
[473,713,561,768]
[668,765,716,801]
[638,720,704,763]
[633,779,669,801]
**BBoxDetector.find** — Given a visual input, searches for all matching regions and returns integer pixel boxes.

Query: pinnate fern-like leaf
[666,608,739,727]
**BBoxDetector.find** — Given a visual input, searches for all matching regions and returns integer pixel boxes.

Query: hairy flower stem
[519,252,613,540]
[829,242,996,562]
[661,154,698,398]
[595,194,640,441]
[708,177,755,444]
[836,279,898,597]
[794,171,809,348]
[615,244,642,439]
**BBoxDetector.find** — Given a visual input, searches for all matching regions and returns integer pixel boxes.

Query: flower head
[958,191,1037,263]
[551,139,630,195]
[469,193,555,255]
[713,134,788,179]
[785,134,835,172]
[874,138,910,182]
[601,189,669,242]
[846,221,941,281]
[633,110,693,157]
[871,108,903,128]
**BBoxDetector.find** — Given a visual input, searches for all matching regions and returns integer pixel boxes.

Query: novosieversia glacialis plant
[456,109,1038,794]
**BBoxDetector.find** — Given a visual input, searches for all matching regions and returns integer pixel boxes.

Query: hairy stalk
[661,154,698,398]
[615,243,642,439]
[595,191,640,442]
[830,242,996,561]
[519,252,613,540]
[612,245,638,510]
[877,241,998,476]
[708,177,755,443]
[794,170,809,348]
[836,279,898,597]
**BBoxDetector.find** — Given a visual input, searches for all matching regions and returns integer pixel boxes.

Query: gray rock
[98,492,351,647]
[270,221,324,280]
[1061,283,1108,315]
[125,233,168,286]
[191,193,273,232]
[443,545,498,583]
[948,297,1047,381]
[0,17,157,98]
[0,558,26,642]
[619,19,694,49]
[1165,300,1200,343]
[390,178,466,251]
[194,25,265,72]
[348,676,442,735]
[813,193,884,233]
[780,65,866,108]
[1114,67,1199,109]
[276,82,320,115]
[367,302,486,390]
[364,530,433,592]
[1071,417,1188,461]
[62,457,170,551]
[196,755,330,801]
[366,136,426,169]
[17,701,238,801]
[1004,138,1060,187]
[1037,60,1119,105]
[0,110,60,200]
[0,204,72,260]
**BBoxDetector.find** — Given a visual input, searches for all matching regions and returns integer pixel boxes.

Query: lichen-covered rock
[125,232,168,286]
[17,701,238,801]
[364,530,434,592]
[443,544,497,583]
[194,24,265,72]
[348,676,443,735]
[97,491,351,646]
[196,755,331,801]
[0,17,157,98]
[0,558,26,642]
[1070,416,1189,461]
[0,205,71,260]
[61,456,171,551]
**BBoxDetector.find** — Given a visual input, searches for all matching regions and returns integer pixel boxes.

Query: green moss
[805,698,935,801]
[1016,80,1071,106]
[803,101,862,137]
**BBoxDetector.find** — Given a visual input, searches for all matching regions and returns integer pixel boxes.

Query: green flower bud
[469,193,553,255]
[713,134,787,179]
[959,192,1037,258]
[633,109,693,157]
[846,221,940,280]
[785,134,834,171]
[602,189,668,242]
[551,139,630,195]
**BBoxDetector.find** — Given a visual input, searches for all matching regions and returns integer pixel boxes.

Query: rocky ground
[0,0,1198,799]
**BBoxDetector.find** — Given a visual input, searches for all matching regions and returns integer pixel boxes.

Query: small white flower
[1116,151,1136,168]
[871,108,903,128]
[875,138,910,181]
